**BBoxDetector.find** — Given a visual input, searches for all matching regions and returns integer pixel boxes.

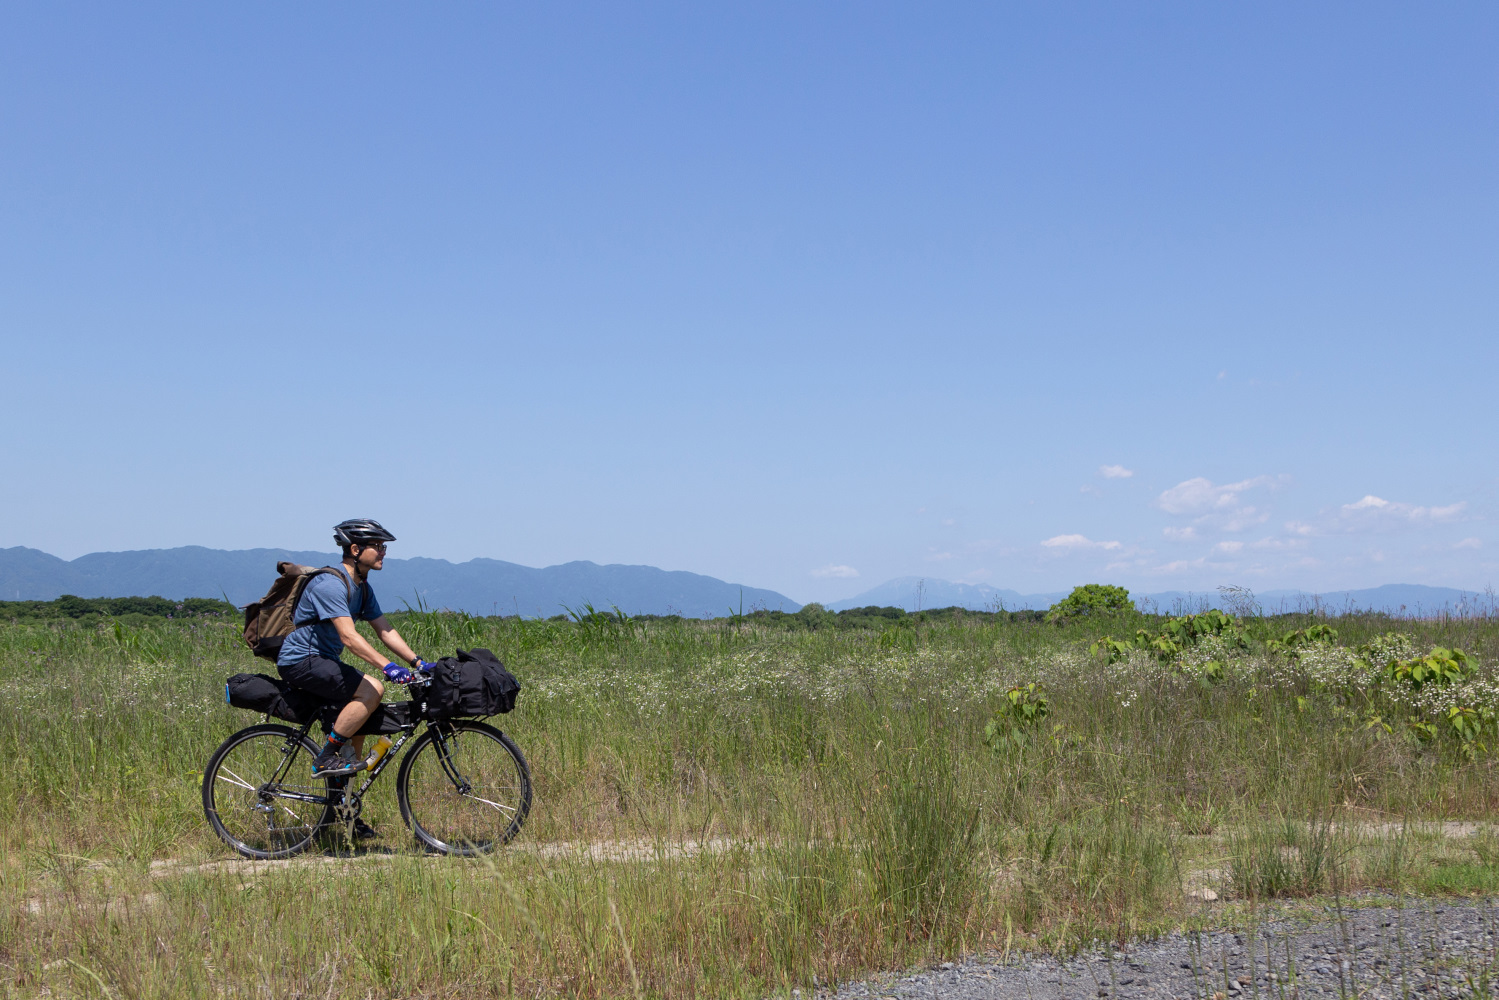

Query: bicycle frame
[265,709,461,808]
[248,719,335,809]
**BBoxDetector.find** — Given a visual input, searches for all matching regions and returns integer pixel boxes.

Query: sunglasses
[358,542,388,553]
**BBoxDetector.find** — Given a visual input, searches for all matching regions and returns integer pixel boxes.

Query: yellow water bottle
[363,736,393,770]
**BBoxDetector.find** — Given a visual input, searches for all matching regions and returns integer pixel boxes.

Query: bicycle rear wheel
[396,720,531,855]
[202,724,333,859]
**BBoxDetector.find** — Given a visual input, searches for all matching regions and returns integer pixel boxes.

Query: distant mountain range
[827,576,1492,616]
[2,547,1486,620]
[0,546,799,618]
[826,578,1065,613]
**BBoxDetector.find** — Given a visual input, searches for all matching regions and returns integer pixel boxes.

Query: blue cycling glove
[416,659,436,674]
[382,662,414,684]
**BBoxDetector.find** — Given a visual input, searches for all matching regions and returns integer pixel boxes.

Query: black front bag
[423,647,520,719]
[225,672,414,734]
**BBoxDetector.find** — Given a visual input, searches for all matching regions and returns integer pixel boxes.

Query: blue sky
[1,2,1495,604]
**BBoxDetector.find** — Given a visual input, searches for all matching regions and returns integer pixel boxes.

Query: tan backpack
[241,562,351,661]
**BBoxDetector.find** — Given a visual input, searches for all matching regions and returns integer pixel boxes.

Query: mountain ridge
[0,546,798,618]
[827,576,1491,616]
[2,548,1486,620]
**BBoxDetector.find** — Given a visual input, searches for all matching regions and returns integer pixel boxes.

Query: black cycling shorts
[278,655,372,704]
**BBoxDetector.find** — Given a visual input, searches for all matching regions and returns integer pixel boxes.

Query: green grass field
[3,604,1499,998]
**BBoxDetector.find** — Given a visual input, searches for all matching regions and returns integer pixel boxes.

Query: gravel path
[831,899,1499,1000]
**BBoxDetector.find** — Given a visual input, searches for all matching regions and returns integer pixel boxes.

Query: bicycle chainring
[333,789,363,836]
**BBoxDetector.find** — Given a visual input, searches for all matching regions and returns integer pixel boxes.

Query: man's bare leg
[332,675,384,753]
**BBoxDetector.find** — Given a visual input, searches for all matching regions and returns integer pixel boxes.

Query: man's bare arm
[369,616,419,666]
[331,617,393,671]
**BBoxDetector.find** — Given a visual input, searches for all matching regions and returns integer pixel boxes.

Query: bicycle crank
[333,789,363,841]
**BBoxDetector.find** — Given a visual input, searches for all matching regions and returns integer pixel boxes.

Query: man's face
[354,542,386,570]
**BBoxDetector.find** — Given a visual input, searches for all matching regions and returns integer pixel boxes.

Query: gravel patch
[828,899,1499,1000]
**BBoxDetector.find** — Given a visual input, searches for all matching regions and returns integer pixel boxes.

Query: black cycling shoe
[311,746,361,778]
[352,818,379,840]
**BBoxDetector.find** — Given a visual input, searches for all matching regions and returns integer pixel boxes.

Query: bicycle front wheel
[396,720,531,855]
[202,724,333,859]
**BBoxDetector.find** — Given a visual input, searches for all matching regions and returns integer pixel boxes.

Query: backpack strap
[289,566,354,626]
[320,566,354,602]
[324,566,377,621]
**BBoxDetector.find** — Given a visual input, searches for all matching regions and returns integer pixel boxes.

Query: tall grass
[2,609,1498,996]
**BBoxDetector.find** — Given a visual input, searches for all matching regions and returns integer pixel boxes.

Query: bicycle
[202,675,531,859]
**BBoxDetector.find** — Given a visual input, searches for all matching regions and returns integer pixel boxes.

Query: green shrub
[1266,623,1338,658]
[794,602,836,630]
[983,683,1051,750]
[1384,646,1473,690]
[1091,608,1246,667]
[1044,584,1132,624]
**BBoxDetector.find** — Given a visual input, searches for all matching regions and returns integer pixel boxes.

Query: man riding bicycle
[277,518,432,784]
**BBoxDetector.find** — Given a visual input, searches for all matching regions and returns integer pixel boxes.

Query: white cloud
[811,565,859,579]
[1041,534,1122,551]
[1155,475,1281,534]
[1163,526,1197,541]
[1156,476,1276,516]
[1099,465,1134,479]
[1336,496,1468,531]
[925,551,954,562]
[1456,537,1483,550]
[1151,558,1206,575]
[1285,521,1314,536]
[1214,541,1244,554]
[1221,507,1269,532]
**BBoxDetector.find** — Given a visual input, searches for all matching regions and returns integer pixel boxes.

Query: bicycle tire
[396,720,531,855]
[202,723,334,860]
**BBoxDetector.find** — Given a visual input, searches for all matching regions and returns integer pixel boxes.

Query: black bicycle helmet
[333,518,397,549]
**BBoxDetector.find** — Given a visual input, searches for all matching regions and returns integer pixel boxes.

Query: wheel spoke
[464,793,517,814]
[400,722,530,855]
[204,727,330,860]
[214,767,258,792]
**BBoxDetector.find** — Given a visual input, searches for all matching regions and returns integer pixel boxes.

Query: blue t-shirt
[276,567,383,665]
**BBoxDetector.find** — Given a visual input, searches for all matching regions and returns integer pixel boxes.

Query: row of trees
[0,594,237,621]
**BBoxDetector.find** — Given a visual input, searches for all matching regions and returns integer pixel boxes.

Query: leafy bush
[1266,623,1338,658]
[1383,646,1473,690]
[983,683,1051,750]
[1091,609,1246,671]
[1044,584,1132,624]
[794,602,836,630]
[1147,609,1246,655]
